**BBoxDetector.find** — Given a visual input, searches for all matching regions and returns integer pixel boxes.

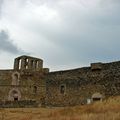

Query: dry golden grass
[0,96,120,120]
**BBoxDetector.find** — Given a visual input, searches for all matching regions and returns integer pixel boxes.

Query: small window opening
[93,98,101,101]
[19,59,21,69]
[26,65,28,69]
[14,74,18,80]
[60,85,65,94]
[14,97,18,101]
[25,58,29,69]
[33,86,37,94]
[26,59,29,62]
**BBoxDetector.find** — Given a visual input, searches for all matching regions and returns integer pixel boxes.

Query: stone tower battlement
[14,55,43,71]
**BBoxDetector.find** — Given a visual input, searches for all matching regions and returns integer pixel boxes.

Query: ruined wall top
[14,55,43,71]
[91,62,102,70]
[16,55,43,61]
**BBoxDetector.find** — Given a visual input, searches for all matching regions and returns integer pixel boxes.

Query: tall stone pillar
[14,58,19,70]
[21,58,26,70]
[28,59,32,69]
[37,60,43,69]
[33,60,37,70]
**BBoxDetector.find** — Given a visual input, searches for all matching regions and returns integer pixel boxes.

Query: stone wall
[0,69,46,106]
[45,61,120,106]
[0,100,38,108]
[1,55,120,107]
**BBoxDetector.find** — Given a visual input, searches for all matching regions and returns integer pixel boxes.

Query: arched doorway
[92,93,103,102]
[8,88,21,101]
[12,90,18,101]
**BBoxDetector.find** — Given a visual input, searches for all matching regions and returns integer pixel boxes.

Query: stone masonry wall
[1,55,120,107]
[45,61,120,106]
[0,69,46,106]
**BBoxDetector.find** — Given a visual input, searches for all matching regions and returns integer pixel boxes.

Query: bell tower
[14,55,43,71]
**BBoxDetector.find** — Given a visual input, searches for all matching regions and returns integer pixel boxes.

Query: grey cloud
[31,0,120,66]
[1,0,120,70]
[100,0,120,6]
[0,30,24,54]
[0,0,3,17]
[0,0,3,8]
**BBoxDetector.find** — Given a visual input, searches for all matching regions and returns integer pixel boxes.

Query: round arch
[12,72,20,85]
[8,88,21,101]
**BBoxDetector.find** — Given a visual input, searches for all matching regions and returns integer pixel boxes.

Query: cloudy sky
[0,0,120,71]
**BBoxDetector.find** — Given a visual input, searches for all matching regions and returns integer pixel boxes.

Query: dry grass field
[0,96,120,120]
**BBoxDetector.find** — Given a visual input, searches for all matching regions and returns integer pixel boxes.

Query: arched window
[12,73,20,85]
[25,58,29,69]
[14,74,18,80]
[60,84,66,94]
[19,59,21,69]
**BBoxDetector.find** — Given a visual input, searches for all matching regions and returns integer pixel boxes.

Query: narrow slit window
[19,59,21,69]
[33,86,37,94]
[60,85,65,94]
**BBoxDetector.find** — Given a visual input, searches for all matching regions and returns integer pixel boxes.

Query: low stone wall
[0,100,38,108]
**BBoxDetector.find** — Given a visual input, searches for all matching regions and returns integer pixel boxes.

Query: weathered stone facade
[0,55,120,107]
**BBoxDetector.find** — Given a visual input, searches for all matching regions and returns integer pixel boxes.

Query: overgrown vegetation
[0,96,120,120]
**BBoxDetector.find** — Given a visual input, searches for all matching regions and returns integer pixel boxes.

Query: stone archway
[92,93,103,102]
[8,88,21,101]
